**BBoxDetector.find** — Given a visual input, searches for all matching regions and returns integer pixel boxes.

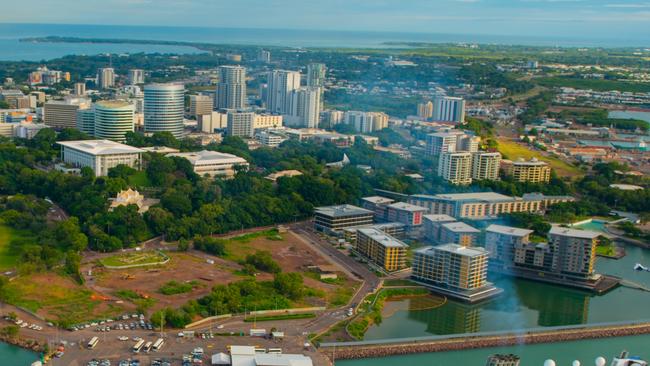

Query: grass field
[497,138,583,177]
[100,251,168,268]
[0,221,33,270]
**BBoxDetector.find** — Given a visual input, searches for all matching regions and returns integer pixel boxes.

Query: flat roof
[314,204,373,218]
[416,244,488,258]
[550,226,600,239]
[57,140,145,155]
[441,221,480,233]
[423,214,457,223]
[167,150,248,165]
[388,202,428,212]
[357,228,408,248]
[486,224,534,237]
[411,192,514,203]
[361,196,395,205]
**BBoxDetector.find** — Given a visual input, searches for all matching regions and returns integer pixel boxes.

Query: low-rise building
[313,204,374,234]
[343,222,405,243]
[360,196,395,222]
[57,140,144,177]
[265,169,303,182]
[501,158,551,183]
[228,345,313,366]
[356,227,408,272]
[423,214,457,243]
[411,244,502,303]
[108,188,158,213]
[386,202,427,227]
[167,150,249,178]
[438,221,480,246]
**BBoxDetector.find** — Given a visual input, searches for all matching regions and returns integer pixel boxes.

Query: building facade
[265,70,301,114]
[226,111,255,138]
[471,152,502,181]
[57,140,144,177]
[432,96,465,123]
[44,97,91,129]
[167,150,249,178]
[97,67,115,89]
[438,151,473,185]
[128,69,145,85]
[356,228,408,272]
[76,108,96,136]
[306,63,327,88]
[144,83,185,138]
[438,221,480,246]
[313,204,374,234]
[286,87,321,128]
[189,94,214,118]
[343,111,389,133]
[215,65,247,110]
[93,100,135,142]
[501,158,551,183]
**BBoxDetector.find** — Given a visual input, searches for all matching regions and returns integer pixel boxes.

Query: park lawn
[0,221,34,270]
[100,251,168,268]
[128,171,152,187]
[497,138,583,178]
[1,273,126,327]
[596,244,616,257]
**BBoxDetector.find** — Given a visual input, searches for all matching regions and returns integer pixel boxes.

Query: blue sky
[1,0,649,40]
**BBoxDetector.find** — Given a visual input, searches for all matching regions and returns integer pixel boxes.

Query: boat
[609,350,648,366]
[634,263,649,271]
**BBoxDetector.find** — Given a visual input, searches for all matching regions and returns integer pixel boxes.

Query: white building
[255,130,287,147]
[57,140,144,177]
[94,100,135,142]
[438,151,472,185]
[227,111,255,138]
[144,83,185,138]
[266,70,301,114]
[128,69,145,85]
[97,67,115,89]
[167,150,249,178]
[433,96,465,123]
[228,345,313,366]
[189,94,214,118]
[343,111,389,133]
[425,132,459,157]
[286,87,321,128]
[198,112,227,133]
[215,65,246,110]
[471,152,502,181]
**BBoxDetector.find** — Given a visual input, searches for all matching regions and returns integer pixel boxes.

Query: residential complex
[501,158,551,183]
[356,227,408,272]
[411,244,501,302]
[423,214,457,243]
[417,101,433,119]
[472,152,502,181]
[128,69,145,85]
[226,111,255,138]
[286,87,321,128]
[97,67,115,89]
[144,83,185,138]
[360,196,395,221]
[167,150,249,178]
[306,63,327,88]
[386,202,427,228]
[432,96,466,123]
[57,140,144,177]
[313,204,374,234]
[343,111,389,133]
[216,65,247,110]
[266,70,301,114]
[408,192,574,219]
[438,221,480,246]
[189,94,214,118]
[438,151,473,185]
[93,100,135,142]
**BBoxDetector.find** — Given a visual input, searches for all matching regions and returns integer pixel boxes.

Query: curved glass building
[94,100,135,142]
[144,83,185,138]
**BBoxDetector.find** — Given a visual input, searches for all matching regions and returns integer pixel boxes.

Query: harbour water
[364,244,650,340]
[0,341,38,366]
[336,334,650,366]
[1,23,650,61]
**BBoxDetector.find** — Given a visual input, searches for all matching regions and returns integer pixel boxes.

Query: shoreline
[319,322,650,360]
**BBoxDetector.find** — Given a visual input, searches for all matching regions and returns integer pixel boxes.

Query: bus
[144,341,153,353]
[132,339,145,353]
[152,338,164,351]
[87,337,99,349]
[268,348,282,354]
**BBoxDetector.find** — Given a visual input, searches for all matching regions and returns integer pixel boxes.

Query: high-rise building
[286,87,321,128]
[411,244,501,302]
[471,152,502,181]
[44,96,91,129]
[128,69,145,85]
[343,111,389,133]
[265,70,301,114]
[93,100,135,142]
[74,82,86,96]
[76,108,96,135]
[226,111,255,138]
[144,83,185,138]
[189,94,214,118]
[97,68,115,89]
[417,101,433,119]
[438,151,473,185]
[257,49,271,63]
[322,110,344,128]
[356,228,408,272]
[547,227,598,279]
[215,65,246,110]
[485,224,534,268]
[306,63,327,88]
[457,134,480,153]
[432,96,465,123]
[501,158,551,183]
[425,132,459,157]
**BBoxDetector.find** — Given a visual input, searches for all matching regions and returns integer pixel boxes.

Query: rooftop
[423,214,457,223]
[441,221,480,233]
[95,100,133,109]
[58,140,145,155]
[413,192,514,203]
[167,150,248,166]
[361,196,395,205]
[357,228,408,248]
[417,244,488,258]
[550,226,601,239]
[486,224,534,237]
[314,204,373,218]
[388,201,428,212]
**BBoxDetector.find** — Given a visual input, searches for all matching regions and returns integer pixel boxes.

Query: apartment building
[313,204,374,234]
[356,228,408,272]
[501,158,551,183]
[423,214,457,243]
[472,152,502,181]
[438,151,473,185]
[386,202,427,227]
[438,221,480,246]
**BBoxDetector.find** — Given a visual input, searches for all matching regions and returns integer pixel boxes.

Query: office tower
[412,244,499,302]
[43,96,91,129]
[432,96,465,123]
[74,82,86,96]
[501,158,551,183]
[215,65,246,110]
[287,87,321,128]
[266,70,301,114]
[417,101,433,119]
[189,94,214,118]
[257,49,271,63]
[128,69,145,85]
[76,108,96,135]
[343,111,389,133]
[306,63,327,88]
[97,68,115,89]
[226,111,255,138]
[425,132,458,157]
[471,152,502,181]
[93,100,135,142]
[438,152,472,185]
[144,83,185,138]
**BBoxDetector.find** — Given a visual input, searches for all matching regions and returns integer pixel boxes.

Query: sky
[1,0,650,41]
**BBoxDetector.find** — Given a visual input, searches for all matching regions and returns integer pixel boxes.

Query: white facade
[286,87,321,128]
[471,152,502,181]
[97,68,115,89]
[438,151,473,185]
[128,69,145,85]
[265,70,301,114]
[198,112,227,133]
[433,96,465,123]
[58,140,144,177]
[226,111,255,137]
[167,150,249,178]
[94,100,135,142]
[343,111,389,133]
[425,132,459,157]
[215,65,246,110]
[144,83,185,138]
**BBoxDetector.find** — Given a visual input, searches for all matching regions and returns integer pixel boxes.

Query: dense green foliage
[457,64,534,95]
[159,280,198,295]
[552,109,648,131]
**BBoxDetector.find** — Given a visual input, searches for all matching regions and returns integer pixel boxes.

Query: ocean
[1,23,649,61]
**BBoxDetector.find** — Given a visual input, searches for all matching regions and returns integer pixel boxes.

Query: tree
[65,251,83,284]
[244,251,281,273]
[161,189,193,216]
[273,272,304,300]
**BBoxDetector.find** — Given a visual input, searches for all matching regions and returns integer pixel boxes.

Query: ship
[608,350,648,366]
